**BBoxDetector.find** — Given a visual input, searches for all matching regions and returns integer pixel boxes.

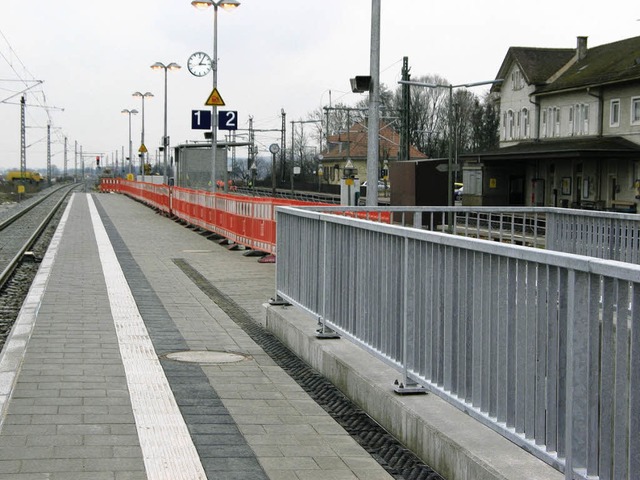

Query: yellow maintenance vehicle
[5,170,43,183]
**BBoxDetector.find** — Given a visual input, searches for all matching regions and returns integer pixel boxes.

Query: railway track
[0,183,80,349]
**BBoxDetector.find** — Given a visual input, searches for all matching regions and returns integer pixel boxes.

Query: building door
[509,175,525,205]
[531,178,545,206]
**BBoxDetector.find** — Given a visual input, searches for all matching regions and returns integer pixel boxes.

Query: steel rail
[0,184,78,291]
[0,184,70,231]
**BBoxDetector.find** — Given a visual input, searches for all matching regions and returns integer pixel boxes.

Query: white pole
[366,0,381,206]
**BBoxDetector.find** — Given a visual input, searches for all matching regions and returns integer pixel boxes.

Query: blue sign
[191,110,212,130]
[218,110,238,131]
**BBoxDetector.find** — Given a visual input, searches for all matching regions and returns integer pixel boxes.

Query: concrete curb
[265,304,563,480]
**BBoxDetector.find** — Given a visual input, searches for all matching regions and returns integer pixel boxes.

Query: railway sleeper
[21,251,42,263]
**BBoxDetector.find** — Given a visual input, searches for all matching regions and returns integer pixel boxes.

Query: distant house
[320,122,427,185]
[462,35,640,211]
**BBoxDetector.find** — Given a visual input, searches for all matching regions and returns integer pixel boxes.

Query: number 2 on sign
[223,111,236,128]
[218,110,238,131]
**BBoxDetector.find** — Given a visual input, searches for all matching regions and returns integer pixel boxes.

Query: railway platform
[0,192,562,480]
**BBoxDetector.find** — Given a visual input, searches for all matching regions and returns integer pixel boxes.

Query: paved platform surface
[0,191,564,480]
[0,192,393,480]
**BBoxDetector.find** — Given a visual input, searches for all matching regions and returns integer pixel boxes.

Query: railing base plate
[393,381,427,395]
[269,297,291,306]
[315,329,340,339]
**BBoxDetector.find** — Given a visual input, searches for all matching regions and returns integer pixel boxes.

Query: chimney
[577,36,588,61]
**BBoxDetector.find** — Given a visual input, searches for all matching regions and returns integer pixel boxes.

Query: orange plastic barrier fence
[99,178,334,255]
[99,179,393,254]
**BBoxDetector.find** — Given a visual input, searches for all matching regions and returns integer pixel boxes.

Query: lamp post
[121,109,139,175]
[398,79,502,207]
[151,62,181,184]
[269,143,280,197]
[192,0,240,192]
[132,91,154,175]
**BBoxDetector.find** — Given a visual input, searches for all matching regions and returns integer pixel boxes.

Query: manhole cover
[165,350,249,364]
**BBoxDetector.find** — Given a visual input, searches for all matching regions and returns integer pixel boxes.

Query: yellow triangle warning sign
[205,88,225,106]
[138,144,148,153]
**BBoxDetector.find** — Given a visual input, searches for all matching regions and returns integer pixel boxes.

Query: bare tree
[303,72,499,169]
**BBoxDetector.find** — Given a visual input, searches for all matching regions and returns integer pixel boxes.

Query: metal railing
[275,205,640,480]
[314,205,640,263]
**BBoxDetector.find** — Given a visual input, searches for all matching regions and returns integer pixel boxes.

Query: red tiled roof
[322,122,427,160]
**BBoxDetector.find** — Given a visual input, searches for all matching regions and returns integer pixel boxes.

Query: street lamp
[192,0,240,192]
[398,79,503,207]
[121,109,139,175]
[151,62,181,184]
[132,91,154,175]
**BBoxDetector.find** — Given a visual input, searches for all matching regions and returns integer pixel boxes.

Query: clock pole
[191,0,240,192]
[210,2,219,192]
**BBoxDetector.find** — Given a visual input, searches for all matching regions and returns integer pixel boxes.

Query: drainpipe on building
[529,96,541,141]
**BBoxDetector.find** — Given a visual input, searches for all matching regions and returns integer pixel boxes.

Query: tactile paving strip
[88,195,207,480]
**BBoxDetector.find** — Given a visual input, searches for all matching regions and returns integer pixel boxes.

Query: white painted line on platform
[0,194,75,430]
[87,194,206,480]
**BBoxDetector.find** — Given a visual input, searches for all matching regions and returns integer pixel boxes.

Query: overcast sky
[1,0,638,172]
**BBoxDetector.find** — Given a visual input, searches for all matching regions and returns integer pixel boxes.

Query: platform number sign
[218,110,238,131]
[191,110,212,130]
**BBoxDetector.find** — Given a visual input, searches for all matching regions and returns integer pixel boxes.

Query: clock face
[187,52,212,77]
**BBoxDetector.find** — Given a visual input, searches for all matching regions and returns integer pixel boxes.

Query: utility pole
[74,141,78,182]
[248,116,254,169]
[367,0,381,206]
[47,124,51,185]
[20,96,26,181]
[280,109,286,183]
[231,130,236,181]
[290,121,295,194]
[399,56,410,161]
[64,137,68,179]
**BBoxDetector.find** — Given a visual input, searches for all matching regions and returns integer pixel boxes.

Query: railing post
[564,269,589,479]
[317,219,339,338]
[394,236,425,394]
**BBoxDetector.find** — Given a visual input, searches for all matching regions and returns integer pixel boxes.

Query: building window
[511,69,523,90]
[610,99,620,127]
[632,97,640,125]
[554,107,560,137]
[583,104,589,133]
[522,108,530,138]
[507,110,514,139]
[575,103,590,135]
[542,110,548,138]
[568,106,574,135]
[502,112,507,139]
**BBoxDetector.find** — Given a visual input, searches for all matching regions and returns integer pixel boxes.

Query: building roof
[535,35,640,94]
[462,136,640,161]
[493,47,575,91]
[322,122,427,162]
[493,36,640,95]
